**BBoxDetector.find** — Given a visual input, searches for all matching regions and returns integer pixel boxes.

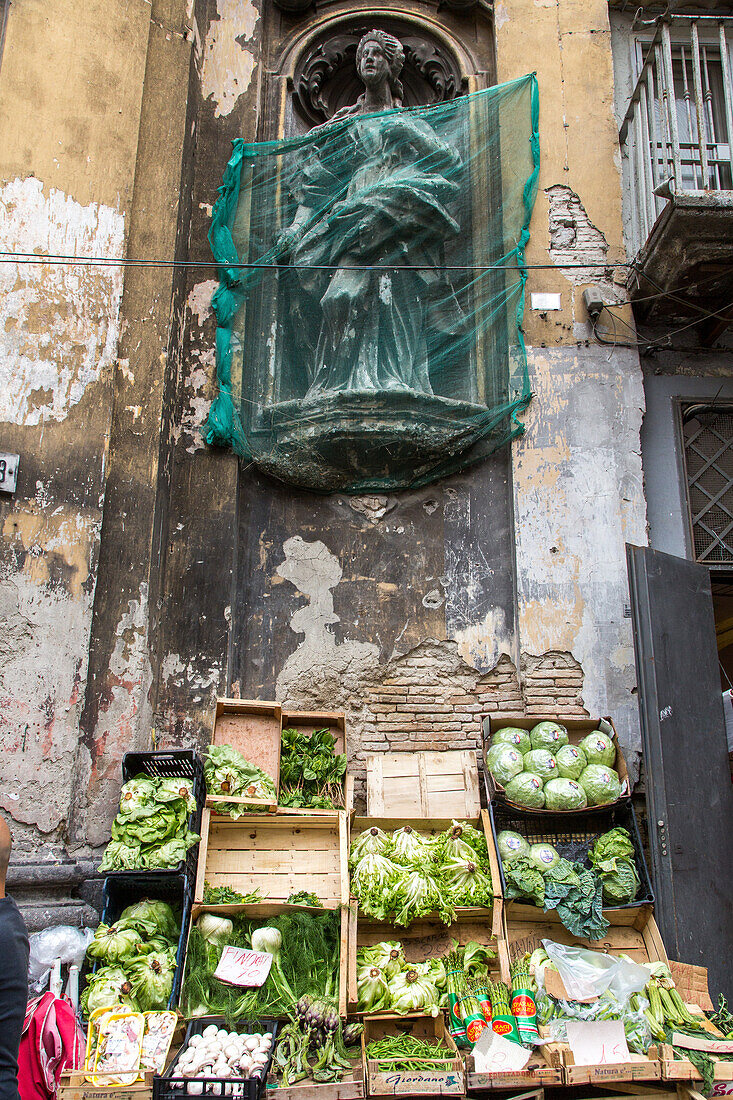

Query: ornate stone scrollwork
[293,25,462,124]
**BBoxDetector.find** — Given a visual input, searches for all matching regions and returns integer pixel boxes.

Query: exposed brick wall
[346,642,588,810]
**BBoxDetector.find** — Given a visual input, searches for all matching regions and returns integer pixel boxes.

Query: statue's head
[356,30,405,103]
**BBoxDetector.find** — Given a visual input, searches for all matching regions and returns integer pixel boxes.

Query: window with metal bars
[682,403,733,565]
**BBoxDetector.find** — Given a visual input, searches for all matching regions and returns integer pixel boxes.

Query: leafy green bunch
[99,774,199,872]
[279,727,347,810]
[81,899,180,1018]
[349,821,493,927]
[204,744,277,818]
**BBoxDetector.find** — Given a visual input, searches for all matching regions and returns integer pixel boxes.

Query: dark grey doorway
[627,544,733,999]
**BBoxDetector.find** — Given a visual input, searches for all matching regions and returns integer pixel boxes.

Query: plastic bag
[540,939,650,1003]
[28,925,94,994]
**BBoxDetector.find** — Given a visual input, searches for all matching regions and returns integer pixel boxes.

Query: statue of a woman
[279,29,463,399]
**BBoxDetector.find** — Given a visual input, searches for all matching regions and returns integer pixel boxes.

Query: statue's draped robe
[290,109,464,398]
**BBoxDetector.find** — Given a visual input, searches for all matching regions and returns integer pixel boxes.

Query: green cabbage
[143,835,199,869]
[503,855,545,906]
[98,839,143,872]
[359,942,404,979]
[117,775,157,817]
[579,730,616,767]
[598,857,640,905]
[126,949,176,1011]
[204,744,277,817]
[528,843,560,872]
[350,826,392,865]
[392,825,432,865]
[491,727,531,754]
[486,743,524,786]
[118,899,178,940]
[86,922,142,964]
[440,820,489,864]
[555,744,587,780]
[530,721,569,753]
[505,772,545,808]
[524,749,559,780]
[351,852,401,921]
[112,804,182,846]
[155,777,196,811]
[388,968,440,1015]
[497,830,530,862]
[544,778,587,810]
[81,966,138,1017]
[579,764,622,805]
[589,827,635,865]
[391,865,454,927]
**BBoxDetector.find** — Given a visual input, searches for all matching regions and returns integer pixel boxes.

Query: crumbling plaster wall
[153,0,648,790]
[0,0,152,858]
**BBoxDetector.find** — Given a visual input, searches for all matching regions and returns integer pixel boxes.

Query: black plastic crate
[489,798,654,910]
[85,873,192,1016]
[154,1017,279,1100]
[104,749,205,881]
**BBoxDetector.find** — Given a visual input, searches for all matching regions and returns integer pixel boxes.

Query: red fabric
[18,995,84,1100]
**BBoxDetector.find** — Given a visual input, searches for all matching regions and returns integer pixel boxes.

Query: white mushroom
[203,1025,219,1039]
[187,1084,204,1096]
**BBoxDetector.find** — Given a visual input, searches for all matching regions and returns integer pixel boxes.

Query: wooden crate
[362,1014,464,1097]
[348,898,507,1013]
[465,1049,563,1092]
[366,750,480,818]
[279,710,351,816]
[483,715,629,812]
[194,809,349,908]
[187,902,349,1018]
[503,906,669,969]
[58,1073,153,1100]
[208,698,282,811]
[669,961,714,1012]
[268,1056,364,1100]
[350,812,502,912]
[561,1049,662,1085]
[504,910,668,1087]
[660,1044,733,1086]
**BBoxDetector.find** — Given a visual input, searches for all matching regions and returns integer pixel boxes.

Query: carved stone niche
[292,20,464,125]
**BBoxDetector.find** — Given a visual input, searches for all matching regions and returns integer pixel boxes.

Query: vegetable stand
[483,716,629,814]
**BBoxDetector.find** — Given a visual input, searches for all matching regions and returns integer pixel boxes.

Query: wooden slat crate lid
[366,750,480,818]
[194,809,349,908]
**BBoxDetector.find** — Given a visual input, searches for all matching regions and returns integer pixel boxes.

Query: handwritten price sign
[566,1021,630,1067]
[214,946,273,987]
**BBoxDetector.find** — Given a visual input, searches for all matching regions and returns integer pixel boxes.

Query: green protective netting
[205,72,539,493]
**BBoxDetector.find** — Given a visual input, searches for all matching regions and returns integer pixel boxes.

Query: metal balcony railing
[619,15,733,257]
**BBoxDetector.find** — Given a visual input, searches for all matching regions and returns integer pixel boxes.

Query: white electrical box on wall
[0,453,19,493]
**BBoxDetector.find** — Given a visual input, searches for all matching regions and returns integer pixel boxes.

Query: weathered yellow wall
[496,0,634,344]
[0,0,155,848]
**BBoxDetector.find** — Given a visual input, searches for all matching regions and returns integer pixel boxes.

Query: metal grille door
[682,404,733,564]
